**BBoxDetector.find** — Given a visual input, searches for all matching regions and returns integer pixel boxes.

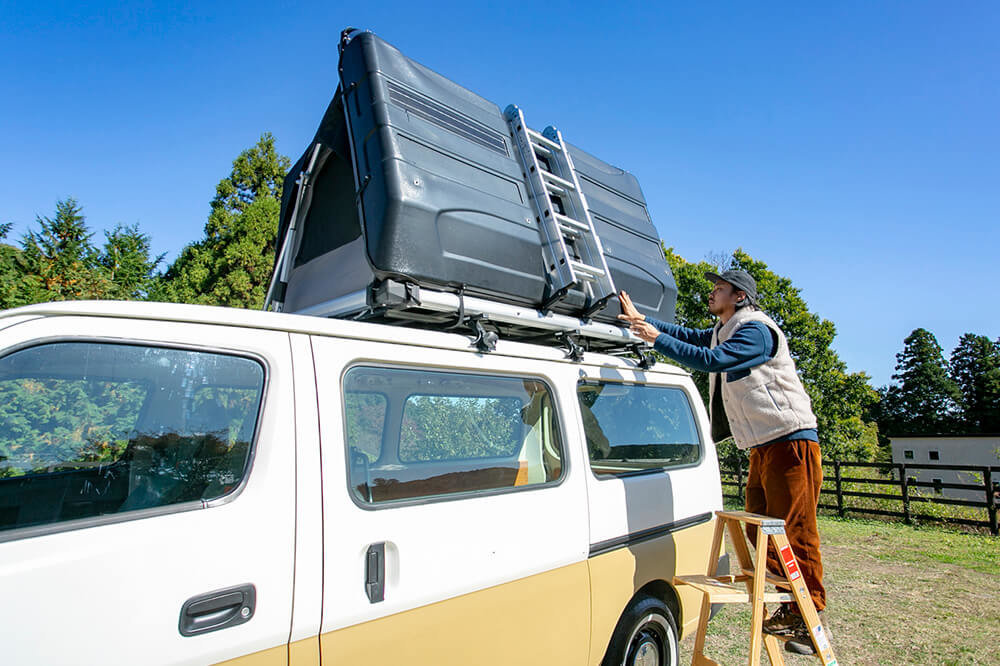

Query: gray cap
[704,269,758,305]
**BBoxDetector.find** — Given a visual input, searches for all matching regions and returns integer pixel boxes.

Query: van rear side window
[577,381,701,477]
[0,342,265,535]
[344,367,563,506]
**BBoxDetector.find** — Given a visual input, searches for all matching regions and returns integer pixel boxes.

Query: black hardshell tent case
[273,30,677,351]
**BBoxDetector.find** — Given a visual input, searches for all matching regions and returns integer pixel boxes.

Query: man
[618,270,826,656]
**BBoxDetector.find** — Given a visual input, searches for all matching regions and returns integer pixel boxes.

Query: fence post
[834,460,844,518]
[899,463,911,525]
[983,466,997,537]
[735,459,745,505]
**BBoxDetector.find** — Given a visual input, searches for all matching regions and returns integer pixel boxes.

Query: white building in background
[890,435,1000,502]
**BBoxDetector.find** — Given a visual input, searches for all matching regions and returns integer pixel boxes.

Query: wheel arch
[636,579,682,628]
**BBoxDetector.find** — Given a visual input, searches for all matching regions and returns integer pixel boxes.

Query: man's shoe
[762,604,802,636]
[784,631,817,656]
[783,613,831,656]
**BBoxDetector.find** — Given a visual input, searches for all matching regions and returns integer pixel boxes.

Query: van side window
[577,381,701,477]
[0,342,265,534]
[344,367,563,505]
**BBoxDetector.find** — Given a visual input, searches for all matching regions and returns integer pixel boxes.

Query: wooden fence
[720,460,999,536]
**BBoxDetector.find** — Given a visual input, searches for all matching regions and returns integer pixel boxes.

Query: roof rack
[293,279,656,366]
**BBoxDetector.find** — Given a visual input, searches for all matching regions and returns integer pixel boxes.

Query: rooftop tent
[273,30,677,335]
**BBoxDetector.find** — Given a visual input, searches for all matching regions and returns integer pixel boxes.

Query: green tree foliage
[0,223,23,310]
[879,328,961,436]
[949,333,1000,433]
[100,224,164,300]
[0,375,147,477]
[4,199,162,308]
[155,134,291,309]
[400,396,522,461]
[19,198,111,303]
[664,246,881,462]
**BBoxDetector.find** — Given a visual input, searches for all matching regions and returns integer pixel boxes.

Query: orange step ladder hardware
[674,510,837,665]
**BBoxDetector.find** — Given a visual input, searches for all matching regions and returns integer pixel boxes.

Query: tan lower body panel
[218,522,714,666]
[587,519,717,664]
[212,636,318,666]
[320,560,591,666]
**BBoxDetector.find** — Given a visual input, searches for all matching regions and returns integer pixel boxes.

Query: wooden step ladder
[674,511,837,665]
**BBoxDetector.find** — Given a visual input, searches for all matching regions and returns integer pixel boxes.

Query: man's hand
[630,320,660,344]
[617,290,645,325]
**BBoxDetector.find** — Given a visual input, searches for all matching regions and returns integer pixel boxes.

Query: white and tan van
[0,300,723,666]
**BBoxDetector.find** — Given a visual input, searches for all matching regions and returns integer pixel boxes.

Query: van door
[577,369,721,655]
[311,337,591,665]
[0,316,298,666]
[578,371,719,544]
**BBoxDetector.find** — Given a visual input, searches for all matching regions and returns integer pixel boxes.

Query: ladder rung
[558,224,582,239]
[531,143,553,157]
[570,261,606,279]
[545,182,567,196]
[539,170,576,191]
[527,129,562,151]
[554,213,590,232]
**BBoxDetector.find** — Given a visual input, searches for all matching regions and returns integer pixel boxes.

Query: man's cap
[704,269,758,304]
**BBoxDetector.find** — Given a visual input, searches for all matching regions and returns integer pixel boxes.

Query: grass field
[680,514,1000,665]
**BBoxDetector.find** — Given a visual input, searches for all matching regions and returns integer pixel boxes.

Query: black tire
[602,594,679,666]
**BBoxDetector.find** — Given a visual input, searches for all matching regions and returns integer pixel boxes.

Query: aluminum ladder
[505,105,616,316]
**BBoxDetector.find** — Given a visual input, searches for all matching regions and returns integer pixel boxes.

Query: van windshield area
[0,342,265,534]
[577,381,701,476]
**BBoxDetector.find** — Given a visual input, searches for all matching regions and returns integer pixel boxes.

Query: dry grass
[679,514,1000,665]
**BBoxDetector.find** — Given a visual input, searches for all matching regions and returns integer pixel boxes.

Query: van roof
[0,300,691,377]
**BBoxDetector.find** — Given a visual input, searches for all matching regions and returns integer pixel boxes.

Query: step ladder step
[718,510,787,530]
[740,568,791,587]
[673,575,795,604]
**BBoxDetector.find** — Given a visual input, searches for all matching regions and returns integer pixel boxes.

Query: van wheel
[602,595,679,666]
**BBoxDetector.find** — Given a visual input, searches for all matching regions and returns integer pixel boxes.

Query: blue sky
[2,1,997,386]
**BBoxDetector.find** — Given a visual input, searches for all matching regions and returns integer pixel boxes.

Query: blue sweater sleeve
[652,321,774,373]
[645,316,714,347]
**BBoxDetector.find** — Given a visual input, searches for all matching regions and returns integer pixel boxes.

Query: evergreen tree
[19,198,112,303]
[949,333,1000,433]
[0,223,23,310]
[155,134,291,308]
[881,328,961,435]
[100,224,164,300]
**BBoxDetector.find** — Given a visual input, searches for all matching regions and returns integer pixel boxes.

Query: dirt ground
[679,515,1000,665]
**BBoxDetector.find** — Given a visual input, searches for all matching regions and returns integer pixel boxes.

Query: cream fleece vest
[708,307,817,449]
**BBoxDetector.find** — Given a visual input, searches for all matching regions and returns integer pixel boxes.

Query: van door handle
[179,584,256,636]
[365,543,385,603]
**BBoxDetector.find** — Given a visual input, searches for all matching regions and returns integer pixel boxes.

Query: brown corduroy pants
[745,438,826,611]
